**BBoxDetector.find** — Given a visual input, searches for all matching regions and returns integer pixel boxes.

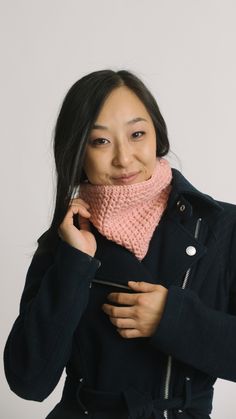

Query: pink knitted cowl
[79,157,173,261]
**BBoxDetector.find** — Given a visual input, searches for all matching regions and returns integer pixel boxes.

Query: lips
[112,171,140,184]
[113,171,139,180]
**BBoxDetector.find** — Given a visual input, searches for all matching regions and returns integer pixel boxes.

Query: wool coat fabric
[3,168,236,419]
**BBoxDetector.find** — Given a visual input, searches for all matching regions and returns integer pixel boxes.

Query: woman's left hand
[101,281,168,338]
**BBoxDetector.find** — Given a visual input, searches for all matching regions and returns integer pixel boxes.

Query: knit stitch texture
[79,157,173,260]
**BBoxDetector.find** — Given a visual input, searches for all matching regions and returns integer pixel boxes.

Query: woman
[3,69,236,419]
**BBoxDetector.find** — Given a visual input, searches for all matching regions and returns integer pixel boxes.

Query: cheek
[83,151,98,173]
[84,154,107,181]
[139,148,157,173]
[139,146,156,161]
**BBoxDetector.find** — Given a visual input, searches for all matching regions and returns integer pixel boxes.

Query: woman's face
[82,86,157,185]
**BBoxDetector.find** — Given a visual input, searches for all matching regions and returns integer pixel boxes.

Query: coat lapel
[90,222,154,284]
[90,213,207,289]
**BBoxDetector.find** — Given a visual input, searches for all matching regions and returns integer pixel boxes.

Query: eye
[132,131,145,139]
[90,138,109,146]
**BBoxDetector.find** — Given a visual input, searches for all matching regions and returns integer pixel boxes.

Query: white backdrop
[1,0,236,418]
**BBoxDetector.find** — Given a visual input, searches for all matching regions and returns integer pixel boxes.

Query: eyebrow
[92,117,148,130]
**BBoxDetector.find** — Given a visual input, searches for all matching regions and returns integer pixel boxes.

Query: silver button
[186,246,196,256]
[79,377,84,382]
[178,409,183,413]
[84,411,89,415]
[179,204,186,212]
[176,200,181,206]
[186,376,190,381]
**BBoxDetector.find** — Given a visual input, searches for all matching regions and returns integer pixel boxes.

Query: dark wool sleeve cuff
[56,238,101,278]
[148,285,185,352]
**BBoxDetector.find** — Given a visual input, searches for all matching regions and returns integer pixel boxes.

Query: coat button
[84,411,89,415]
[186,246,196,256]
[179,204,186,212]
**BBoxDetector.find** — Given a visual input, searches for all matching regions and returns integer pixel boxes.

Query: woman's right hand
[57,198,97,257]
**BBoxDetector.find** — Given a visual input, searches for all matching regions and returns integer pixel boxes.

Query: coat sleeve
[147,222,236,382]
[3,229,101,401]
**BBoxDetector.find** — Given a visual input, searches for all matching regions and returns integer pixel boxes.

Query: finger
[117,328,141,338]
[70,198,90,208]
[109,317,136,328]
[128,281,157,292]
[102,304,134,318]
[107,292,138,306]
[78,213,91,231]
[63,204,91,226]
[70,204,91,216]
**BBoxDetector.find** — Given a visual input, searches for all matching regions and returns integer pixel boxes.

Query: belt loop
[182,376,192,409]
[76,377,89,415]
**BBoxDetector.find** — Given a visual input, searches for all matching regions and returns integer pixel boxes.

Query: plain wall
[1,0,236,418]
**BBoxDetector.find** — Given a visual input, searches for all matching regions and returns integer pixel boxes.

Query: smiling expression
[82,86,158,185]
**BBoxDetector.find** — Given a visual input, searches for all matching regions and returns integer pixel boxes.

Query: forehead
[93,87,151,128]
[92,117,148,131]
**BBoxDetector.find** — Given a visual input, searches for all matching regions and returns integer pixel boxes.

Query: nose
[112,142,133,167]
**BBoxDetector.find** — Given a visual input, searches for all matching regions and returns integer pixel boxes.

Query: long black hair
[47,69,171,238]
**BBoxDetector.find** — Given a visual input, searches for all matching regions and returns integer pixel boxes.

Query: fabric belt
[62,374,214,419]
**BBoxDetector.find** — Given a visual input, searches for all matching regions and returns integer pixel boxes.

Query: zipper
[163,217,202,419]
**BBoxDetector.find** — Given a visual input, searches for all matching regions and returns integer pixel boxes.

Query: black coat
[4,168,236,419]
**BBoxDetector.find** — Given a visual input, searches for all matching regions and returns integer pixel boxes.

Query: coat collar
[166,168,224,214]
[91,168,223,287]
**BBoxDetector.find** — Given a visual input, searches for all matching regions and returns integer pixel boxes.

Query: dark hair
[48,69,171,236]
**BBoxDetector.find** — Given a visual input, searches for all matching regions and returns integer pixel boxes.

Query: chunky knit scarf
[78,157,173,261]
